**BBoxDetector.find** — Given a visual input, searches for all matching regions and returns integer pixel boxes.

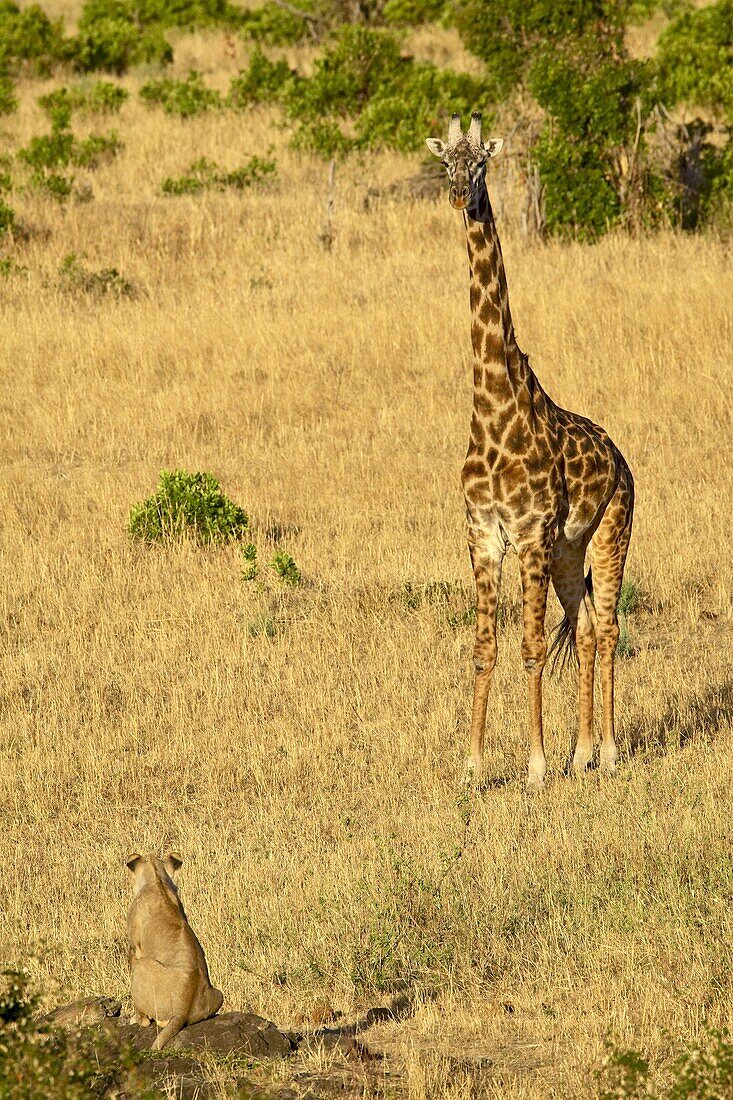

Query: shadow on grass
[622,677,733,760]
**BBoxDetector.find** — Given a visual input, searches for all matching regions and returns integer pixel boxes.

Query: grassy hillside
[1,18,732,1099]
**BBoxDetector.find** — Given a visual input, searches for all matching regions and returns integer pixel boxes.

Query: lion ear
[164,853,183,878]
[126,853,144,873]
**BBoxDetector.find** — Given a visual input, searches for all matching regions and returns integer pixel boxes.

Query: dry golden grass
[1,25,733,1098]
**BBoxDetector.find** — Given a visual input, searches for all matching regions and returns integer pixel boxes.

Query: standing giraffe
[426,112,634,790]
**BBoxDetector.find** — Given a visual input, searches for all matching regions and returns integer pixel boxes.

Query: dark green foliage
[129,470,250,544]
[58,252,136,298]
[18,106,121,201]
[452,0,627,100]
[74,1,173,74]
[238,0,313,45]
[281,24,490,156]
[382,0,448,25]
[534,130,622,239]
[0,969,137,1099]
[0,197,15,233]
[702,132,733,225]
[39,81,129,117]
[0,74,17,115]
[161,155,276,195]
[355,61,492,151]
[0,0,69,74]
[598,1028,733,1098]
[528,35,651,237]
[656,0,733,120]
[227,45,294,108]
[134,0,244,29]
[269,550,301,586]
[241,542,259,582]
[73,0,246,73]
[140,70,222,116]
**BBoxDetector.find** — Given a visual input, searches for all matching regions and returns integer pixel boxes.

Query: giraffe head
[426,112,504,211]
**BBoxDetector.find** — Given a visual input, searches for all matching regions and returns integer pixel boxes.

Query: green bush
[0,197,15,234]
[355,62,491,151]
[58,252,136,298]
[0,0,69,74]
[382,0,449,25]
[0,969,135,1099]
[129,470,250,544]
[656,0,733,120]
[74,0,173,74]
[598,1028,733,1098]
[140,69,222,116]
[227,45,294,108]
[161,155,276,195]
[281,24,490,156]
[0,74,17,115]
[269,550,301,586]
[18,109,122,201]
[39,81,129,117]
[135,0,244,28]
[452,0,627,100]
[238,0,313,44]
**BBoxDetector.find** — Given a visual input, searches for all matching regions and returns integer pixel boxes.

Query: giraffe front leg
[466,537,504,787]
[518,545,550,791]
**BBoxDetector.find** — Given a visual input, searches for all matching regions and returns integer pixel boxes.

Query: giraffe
[426,112,634,790]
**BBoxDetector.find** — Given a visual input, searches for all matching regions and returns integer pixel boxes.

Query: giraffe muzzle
[450,184,470,210]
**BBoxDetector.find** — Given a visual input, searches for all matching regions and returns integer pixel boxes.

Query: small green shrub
[238,0,314,45]
[129,469,250,544]
[247,612,277,638]
[0,968,135,1099]
[161,155,276,195]
[382,0,449,24]
[0,197,15,233]
[241,542,259,582]
[140,70,222,116]
[617,578,640,616]
[0,74,17,115]
[242,543,302,586]
[18,111,122,201]
[136,0,243,28]
[39,81,128,118]
[58,252,136,298]
[269,550,300,586]
[227,45,293,108]
[598,1028,733,1098]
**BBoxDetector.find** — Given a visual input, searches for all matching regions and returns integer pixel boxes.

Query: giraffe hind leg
[589,466,635,775]
[550,544,597,774]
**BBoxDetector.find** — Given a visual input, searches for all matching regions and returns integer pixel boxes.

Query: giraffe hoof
[571,753,592,776]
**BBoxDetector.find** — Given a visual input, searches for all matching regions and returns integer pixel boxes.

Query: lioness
[126,852,223,1050]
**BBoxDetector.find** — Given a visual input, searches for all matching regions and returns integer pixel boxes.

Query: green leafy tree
[656,0,733,120]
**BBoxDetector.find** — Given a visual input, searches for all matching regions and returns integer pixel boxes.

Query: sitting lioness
[126,852,223,1049]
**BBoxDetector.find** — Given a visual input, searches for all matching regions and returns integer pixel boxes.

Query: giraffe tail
[549,568,593,675]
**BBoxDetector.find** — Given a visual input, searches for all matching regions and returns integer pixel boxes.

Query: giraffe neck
[464,177,523,391]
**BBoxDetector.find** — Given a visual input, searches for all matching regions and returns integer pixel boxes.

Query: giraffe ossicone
[427,110,635,791]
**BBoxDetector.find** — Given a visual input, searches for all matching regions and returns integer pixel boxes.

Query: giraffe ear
[425,138,446,158]
[482,138,504,159]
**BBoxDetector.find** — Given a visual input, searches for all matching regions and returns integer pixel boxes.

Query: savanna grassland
[1,14,733,1099]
